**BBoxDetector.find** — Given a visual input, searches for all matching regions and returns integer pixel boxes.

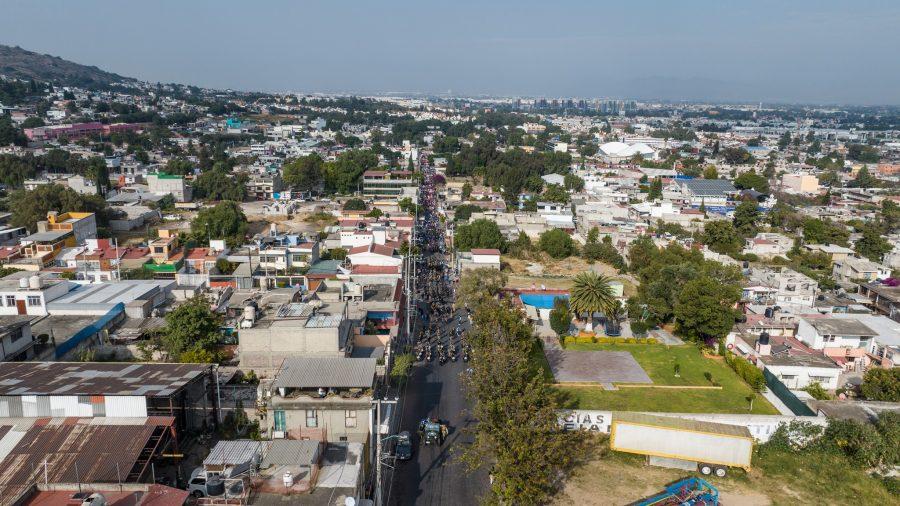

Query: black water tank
[764,307,774,318]
[759,332,770,345]
[206,477,226,497]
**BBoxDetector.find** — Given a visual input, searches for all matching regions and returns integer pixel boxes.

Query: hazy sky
[2,0,899,104]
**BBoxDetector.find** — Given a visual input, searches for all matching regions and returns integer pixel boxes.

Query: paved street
[384,159,488,505]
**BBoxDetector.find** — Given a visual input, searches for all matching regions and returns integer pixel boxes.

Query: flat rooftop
[806,317,876,337]
[0,362,209,396]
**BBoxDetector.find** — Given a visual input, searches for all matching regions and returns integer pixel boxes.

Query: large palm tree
[569,272,616,333]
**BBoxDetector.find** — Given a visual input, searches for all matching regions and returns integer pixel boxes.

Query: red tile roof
[351,265,400,275]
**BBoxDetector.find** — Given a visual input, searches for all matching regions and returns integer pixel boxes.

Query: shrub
[704,371,713,383]
[804,382,830,400]
[646,337,658,344]
[626,338,637,344]
[725,351,766,392]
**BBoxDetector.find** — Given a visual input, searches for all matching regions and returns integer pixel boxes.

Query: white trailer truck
[610,412,753,477]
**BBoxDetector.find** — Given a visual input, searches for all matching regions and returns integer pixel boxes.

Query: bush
[538,229,576,259]
[860,368,900,402]
[804,382,830,400]
[646,337,658,344]
[630,320,650,337]
[724,351,766,392]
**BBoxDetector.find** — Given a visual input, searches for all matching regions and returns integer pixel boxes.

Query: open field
[555,439,896,506]
[553,344,779,414]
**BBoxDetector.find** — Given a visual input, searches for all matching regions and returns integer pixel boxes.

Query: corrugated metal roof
[0,417,173,502]
[0,362,209,396]
[305,314,342,328]
[204,440,269,466]
[276,303,315,318]
[261,440,320,467]
[274,357,376,389]
[613,412,752,439]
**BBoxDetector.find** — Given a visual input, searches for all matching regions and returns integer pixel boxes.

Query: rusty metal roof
[0,416,174,503]
[0,362,210,397]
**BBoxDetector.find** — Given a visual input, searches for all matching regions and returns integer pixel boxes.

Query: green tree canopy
[343,198,367,211]
[674,276,740,344]
[569,271,617,330]
[190,201,248,247]
[162,295,223,361]
[541,184,569,204]
[734,169,769,193]
[733,200,761,237]
[549,297,572,338]
[860,368,900,402]
[703,220,742,255]
[282,154,324,192]
[538,228,575,258]
[8,184,112,231]
[854,223,892,262]
[455,218,506,252]
[191,168,248,201]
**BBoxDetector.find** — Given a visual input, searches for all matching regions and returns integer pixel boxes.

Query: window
[809,376,830,383]
[5,295,14,307]
[345,410,357,428]
[273,410,286,432]
[26,296,41,307]
[305,410,318,428]
[780,374,797,380]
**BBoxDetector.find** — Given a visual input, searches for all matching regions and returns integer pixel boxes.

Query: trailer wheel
[714,466,727,477]
[699,464,713,475]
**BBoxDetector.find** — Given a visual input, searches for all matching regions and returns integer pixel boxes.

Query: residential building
[0,274,70,316]
[803,244,855,263]
[0,318,34,361]
[796,316,877,354]
[247,173,283,200]
[147,172,192,202]
[239,301,354,375]
[745,267,818,308]
[362,170,416,199]
[0,362,216,433]
[678,179,737,207]
[457,248,501,272]
[40,211,97,245]
[832,256,891,284]
[860,281,900,322]
[781,173,819,194]
[741,232,793,259]
[268,356,376,443]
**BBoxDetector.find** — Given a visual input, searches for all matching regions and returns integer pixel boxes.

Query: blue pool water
[519,293,568,309]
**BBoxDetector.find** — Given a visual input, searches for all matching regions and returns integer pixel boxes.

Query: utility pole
[374,396,399,506]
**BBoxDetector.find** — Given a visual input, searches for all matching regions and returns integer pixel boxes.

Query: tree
[563,173,584,192]
[8,184,111,231]
[453,204,482,222]
[507,231,533,258]
[162,295,222,361]
[455,219,506,252]
[457,268,508,309]
[548,297,572,339]
[674,276,740,344]
[777,131,792,150]
[733,200,761,237]
[541,184,569,204]
[569,272,616,333]
[848,165,879,188]
[860,368,900,402]
[703,220,742,255]
[461,181,473,200]
[463,298,588,504]
[20,117,44,128]
[702,165,719,179]
[734,169,769,193]
[538,229,575,259]
[846,144,880,163]
[191,168,248,201]
[343,198,367,211]
[322,149,378,194]
[164,157,195,175]
[366,207,383,218]
[802,218,849,246]
[855,223,892,262]
[282,154,323,192]
[647,177,663,200]
[190,201,248,247]
[0,115,27,147]
[722,147,753,165]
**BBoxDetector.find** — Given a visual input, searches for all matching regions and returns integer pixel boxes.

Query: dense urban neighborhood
[0,38,899,506]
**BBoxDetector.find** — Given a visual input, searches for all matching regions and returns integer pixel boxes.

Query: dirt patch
[556,452,774,506]
[502,254,638,295]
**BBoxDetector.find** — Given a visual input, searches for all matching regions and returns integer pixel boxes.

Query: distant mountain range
[0,44,135,88]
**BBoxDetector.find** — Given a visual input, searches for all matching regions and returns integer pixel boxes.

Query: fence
[763,368,816,416]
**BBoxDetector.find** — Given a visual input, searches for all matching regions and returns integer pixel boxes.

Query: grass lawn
[555,344,779,414]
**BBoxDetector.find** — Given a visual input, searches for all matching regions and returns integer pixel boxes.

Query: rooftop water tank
[18,277,28,289]
[28,275,41,289]
[283,471,294,488]
[206,476,226,497]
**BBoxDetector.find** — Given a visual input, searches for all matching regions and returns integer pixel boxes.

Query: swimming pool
[519,293,568,309]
